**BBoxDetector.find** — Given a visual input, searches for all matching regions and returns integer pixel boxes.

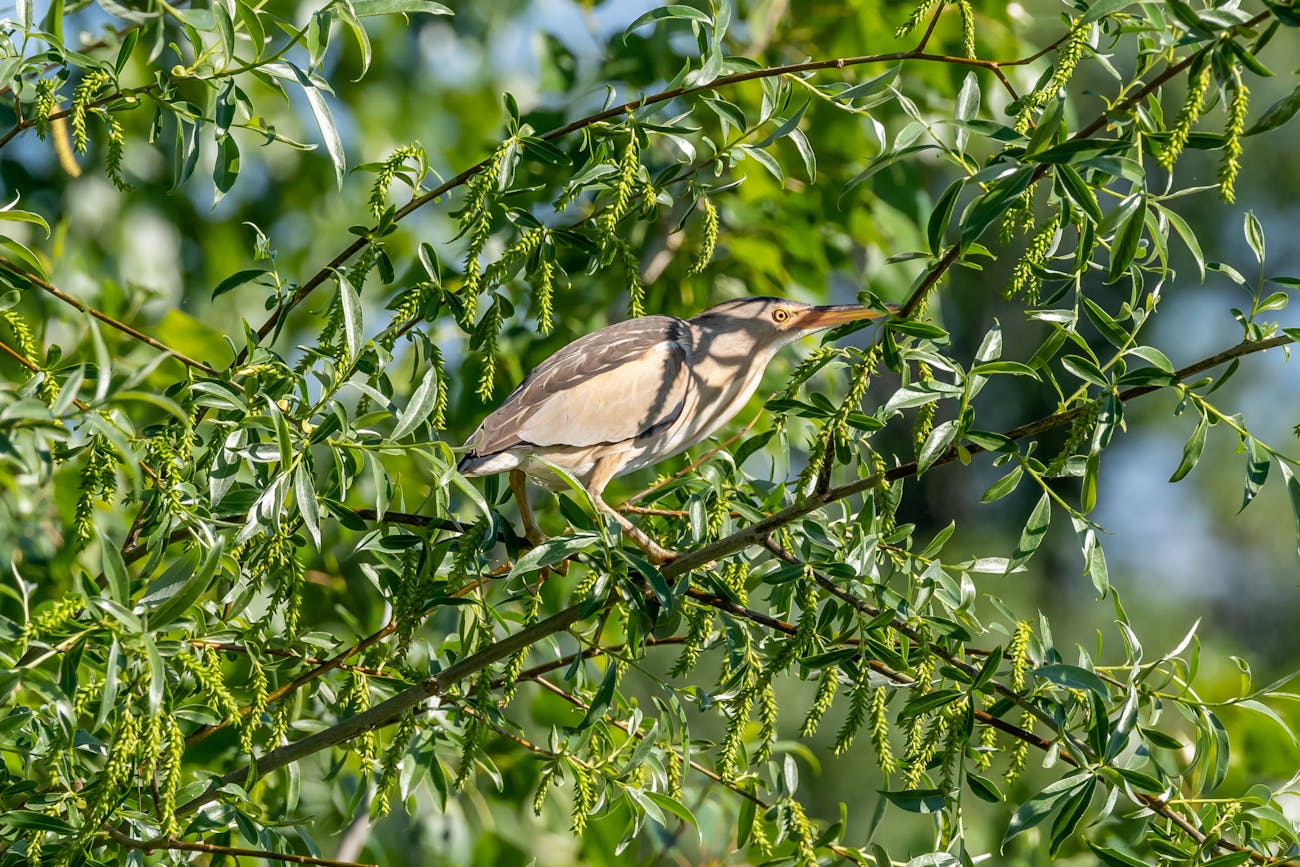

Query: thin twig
[0,258,219,375]
[107,827,376,867]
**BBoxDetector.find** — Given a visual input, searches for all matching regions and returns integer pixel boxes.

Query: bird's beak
[796,302,898,331]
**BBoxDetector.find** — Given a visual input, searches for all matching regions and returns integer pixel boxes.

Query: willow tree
[2,0,1300,864]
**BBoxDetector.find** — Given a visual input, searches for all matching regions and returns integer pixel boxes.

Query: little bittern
[459,296,893,562]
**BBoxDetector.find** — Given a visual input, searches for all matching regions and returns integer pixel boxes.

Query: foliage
[1,0,1300,865]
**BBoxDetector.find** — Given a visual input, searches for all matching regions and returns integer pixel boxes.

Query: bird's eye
[772,308,790,323]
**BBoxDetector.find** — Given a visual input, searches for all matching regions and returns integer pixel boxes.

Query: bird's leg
[588,456,680,565]
[510,469,546,547]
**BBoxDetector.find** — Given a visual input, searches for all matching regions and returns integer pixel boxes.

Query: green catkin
[100,112,128,190]
[349,672,377,764]
[939,696,969,791]
[570,762,596,835]
[870,449,896,533]
[381,281,439,347]
[902,651,936,771]
[73,434,117,551]
[798,343,882,495]
[374,713,418,817]
[799,666,839,737]
[958,0,976,59]
[600,130,641,235]
[1015,24,1088,133]
[498,591,542,706]
[34,78,56,139]
[369,144,424,218]
[476,299,503,401]
[1219,67,1249,203]
[180,648,241,725]
[1008,620,1032,692]
[1004,709,1035,784]
[239,657,269,754]
[1007,211,1060,304]
[671,604,714,678]
[19,594,81,653]
[665,747,683,799]
[1159,62,1212,172]
[869,686,896,775]
[158,713,184,837]
[686,195,719,277]
[27,831,43,866]
[1046,399,1099,476]
[60,708,138,865]
[902,709,949,789]
[533,764,556,816]
[895,0,940,38]
[722,560,749,604]
[70,71,110,154]
[2,311,59,406]
[750,806,773,854]
[459,139,512,322]
[617,237,645,318]
[913,362,936,457]
[783,798,819,867]
[833,660,873,756]
[717,688,754,782]
[753,681,779,764]
[535,256,557,334]
[975,695,998,770]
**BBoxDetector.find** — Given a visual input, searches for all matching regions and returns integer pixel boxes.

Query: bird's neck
[680,334,780,446]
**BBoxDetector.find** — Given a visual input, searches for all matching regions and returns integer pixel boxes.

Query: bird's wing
[465,316,692,455]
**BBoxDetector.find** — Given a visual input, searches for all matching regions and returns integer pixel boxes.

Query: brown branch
[107,827,375,867]
[0,258,219,375]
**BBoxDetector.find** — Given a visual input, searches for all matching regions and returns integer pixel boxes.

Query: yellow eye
[772,308,790,323]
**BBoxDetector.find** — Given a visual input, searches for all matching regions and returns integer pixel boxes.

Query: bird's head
[689,296,896,353]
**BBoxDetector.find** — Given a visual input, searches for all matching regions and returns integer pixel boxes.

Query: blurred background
[3,0,1299,863]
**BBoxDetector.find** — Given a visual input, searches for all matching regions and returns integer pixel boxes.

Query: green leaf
[970,361,1039,378]
[1009,492,1051,572]
[624,4,713,34]
[1107,197,1146,283]
[286,64,346,188]
[392,365,440,440]
[1247,83,1300,136]
[917,419,959,474]
[1061,354,1108,388]
[143,540,226,628]
[897,688,964,721]
[349,0,452,16]
[575,664,619,730]
[880,788,946,814]
[1240,438,1269,512]
[1168,412,1208,482]
[0,811,76,833]
[212,267,271,300]
[1244,211,1266,265]
[981,465,1023,502]
[213,134,240,203]
[1200,852,1254,867]
[1160,204,1205,280]
[101,544,130,606]
[967,773,1004,803]
[294,465,321,550]
[1081,297,1130,349]
[889,319,949,340]
[927,178,964,255]
[1034,663,1108,699]
[1055,163,1102,223]
[1085,840,1149,867]
[338,272,364,361]
[1003,773,1090,850]
[1277,463,1300,564]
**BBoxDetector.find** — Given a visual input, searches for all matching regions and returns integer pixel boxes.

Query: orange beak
[795,302,898,332]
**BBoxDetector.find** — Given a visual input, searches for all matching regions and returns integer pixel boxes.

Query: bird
[458,296,894,563]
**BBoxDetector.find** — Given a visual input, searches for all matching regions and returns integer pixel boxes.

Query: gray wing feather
[464,316,691,457]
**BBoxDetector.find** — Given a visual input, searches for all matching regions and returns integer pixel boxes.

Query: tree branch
[0,257,219,375]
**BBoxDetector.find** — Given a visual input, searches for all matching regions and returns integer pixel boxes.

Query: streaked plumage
[458,296,893,561]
